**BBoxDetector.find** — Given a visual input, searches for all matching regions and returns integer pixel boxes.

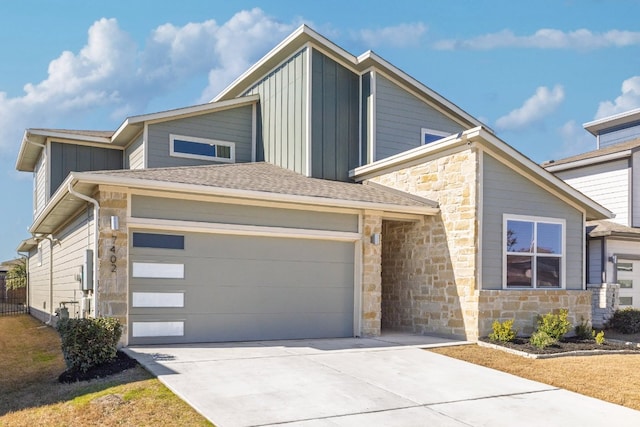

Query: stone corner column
[361,212,383,337]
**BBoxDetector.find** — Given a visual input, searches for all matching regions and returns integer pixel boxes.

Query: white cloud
[0,8,296,152]
[495,85,565,130]
[551,120,596,160]
[434,28,640,50]
[595,76,640,119]
[353,23,427,48]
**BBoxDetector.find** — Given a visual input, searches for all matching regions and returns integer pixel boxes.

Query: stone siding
[478,290,592,336]
[373,149,480,339]
[588,283,619,328]
[361,212,383,336]
[95,186,129,344]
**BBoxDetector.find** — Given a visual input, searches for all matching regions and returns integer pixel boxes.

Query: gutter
[68,182,100,318]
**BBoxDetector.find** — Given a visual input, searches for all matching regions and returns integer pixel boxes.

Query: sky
[1,0,639,261]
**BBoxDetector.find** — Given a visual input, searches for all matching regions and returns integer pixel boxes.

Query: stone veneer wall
[95,186,129,345]
[361,212,383,336]
[372,149,480,340]
[588,283,619,328]
[477,290,592,336]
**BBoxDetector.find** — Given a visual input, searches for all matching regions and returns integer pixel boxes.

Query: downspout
[68,182,100,317]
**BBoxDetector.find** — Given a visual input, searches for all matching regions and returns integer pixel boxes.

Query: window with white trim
[504,214,565,289]
[169,134,235,163]
[421,128,451,145]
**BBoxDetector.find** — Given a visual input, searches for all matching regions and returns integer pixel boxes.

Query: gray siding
[247,48,308,174]
[482,153,584,290]
[599,122,640,148]
[131,195,358,233]
[50,142,123,197]
[129,232,355,344]
[310,49,359,181]
[588,238,603,284]
[375,74,465,161]
[361,72,371,164]
[28,242,50,323]
[146,106,253,168]
[125,133,144,169]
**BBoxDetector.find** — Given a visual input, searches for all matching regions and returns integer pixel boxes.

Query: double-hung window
[170,134,235,163]
[504,214,565,289]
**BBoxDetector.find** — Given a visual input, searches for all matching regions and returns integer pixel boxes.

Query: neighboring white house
[543,108,640,319]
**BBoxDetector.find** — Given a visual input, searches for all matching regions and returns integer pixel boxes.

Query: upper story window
[504,214,565,289]
[421,128,451,145]
[169,134,235,163]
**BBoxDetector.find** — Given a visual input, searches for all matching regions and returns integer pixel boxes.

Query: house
[543,108,640,322]
[15,25,611,345]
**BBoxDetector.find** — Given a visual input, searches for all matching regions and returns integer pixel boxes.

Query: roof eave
[583,107,640,135]
[544,150,632,172]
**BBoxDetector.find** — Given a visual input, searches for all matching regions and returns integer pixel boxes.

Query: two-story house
[16,25,610,345]
[544,108,640,318]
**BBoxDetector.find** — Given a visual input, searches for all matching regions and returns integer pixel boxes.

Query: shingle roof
[587,219,640,239]
[542,137,640,168]
[87,162,438,208]
[29,128,115,138]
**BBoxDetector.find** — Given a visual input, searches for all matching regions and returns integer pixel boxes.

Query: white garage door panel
[130,232,356,344]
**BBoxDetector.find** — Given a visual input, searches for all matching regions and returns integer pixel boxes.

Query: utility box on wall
[82,249,93,291]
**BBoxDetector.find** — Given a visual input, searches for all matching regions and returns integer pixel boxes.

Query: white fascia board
[544,150,632,172]
[27,129,112,144]
[111,95,260,143]
[71,172,438,216]
[584,107,640,135]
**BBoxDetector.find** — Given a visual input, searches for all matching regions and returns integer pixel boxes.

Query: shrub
[608,308,640,334]
[488,319,517,343]
[530,330,557,349]
[56,317,122,373]
[594,330,605,345]
[536,309,571,340]
[574,318,594,340]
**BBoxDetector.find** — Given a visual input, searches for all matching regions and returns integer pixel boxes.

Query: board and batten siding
[374,74,464,161]
[310,49,359,181]
[125,133,144,169]
[131,195,359,233]
[146,106,253,168]
[246,48,308,175]
[34,152,47,218]
[482,153,584,290]
[555,159,629,226]
[632,150,640,227]
[49,142,123,197]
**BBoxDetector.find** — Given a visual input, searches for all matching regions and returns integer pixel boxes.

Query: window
[37,243,43,267]
[504,215,565,289]
[132,232,184,250]
[421,128,452,145]
[169,134,235,163]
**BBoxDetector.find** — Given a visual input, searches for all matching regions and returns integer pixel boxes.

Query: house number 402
[110,235,117,272]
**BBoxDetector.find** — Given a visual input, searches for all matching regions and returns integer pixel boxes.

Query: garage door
[129,232,355,344]
[616,259,640,309]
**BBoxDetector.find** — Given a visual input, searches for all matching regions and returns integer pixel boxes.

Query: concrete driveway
[124,334,640,427]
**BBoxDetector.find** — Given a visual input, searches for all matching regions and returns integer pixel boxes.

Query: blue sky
[1,0,639,261]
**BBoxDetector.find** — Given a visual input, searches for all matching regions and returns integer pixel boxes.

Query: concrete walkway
[124,334,640,427]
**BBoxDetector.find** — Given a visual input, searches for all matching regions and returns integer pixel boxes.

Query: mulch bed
[58,351,139,383]
[479,336,640,356]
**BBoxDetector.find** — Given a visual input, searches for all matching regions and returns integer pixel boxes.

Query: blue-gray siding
[131,195,359,233]
[361,72,371,164]
[246,48,308,175]
[311,49,359,181]
[125,133,144,169]
[599,122,640,148]
[50,142,123,197]
[375,74,465,161]
[146,105,253,168]
[482,153,584,290]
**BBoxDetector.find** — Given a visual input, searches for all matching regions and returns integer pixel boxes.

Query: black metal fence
[0,288,28,315]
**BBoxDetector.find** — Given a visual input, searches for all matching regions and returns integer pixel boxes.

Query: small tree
[5,259,26,290]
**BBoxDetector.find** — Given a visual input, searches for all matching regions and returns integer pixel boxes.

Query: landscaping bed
[58,350,139,383]
[479,336,640,358]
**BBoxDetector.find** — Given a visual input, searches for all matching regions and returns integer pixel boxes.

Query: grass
[0,314,213,426]
[431,342,640,410]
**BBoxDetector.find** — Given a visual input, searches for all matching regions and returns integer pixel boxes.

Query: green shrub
[56,317,122,373]
[529,330,557,349]
[488,319,517,343]
[594,330,605,345]
[608,308,640,334]
[536,309,571,340]
[574,318,594,340]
